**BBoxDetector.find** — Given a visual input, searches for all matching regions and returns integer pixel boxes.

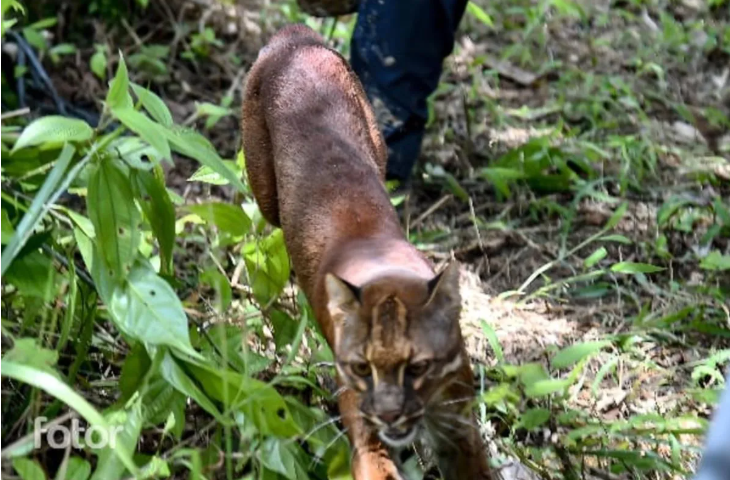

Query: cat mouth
[378,425,419,448]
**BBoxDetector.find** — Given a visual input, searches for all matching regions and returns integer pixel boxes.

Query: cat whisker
[427,411,480,433]
[292,415,342,444]
[310,427,349,469]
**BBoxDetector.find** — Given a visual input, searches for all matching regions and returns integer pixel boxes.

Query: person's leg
[350,0,468,184]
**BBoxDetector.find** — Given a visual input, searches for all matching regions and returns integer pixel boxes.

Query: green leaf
[118,343,151,402]
[259,438,305,480]
[138,457,170,479]
[109,261,199,358]
[479,320,504,363]
[551,340,611,369]
[90,50,107,80]
[164,125,247,194]
[270,309,297,351]
[188,160,242,186]
[699,250,730,271]
[131,83,173,127]
[87,160,141,281]
[467,1,493,27]
[12,458,46,480]
[519,408,551,431]
[591,356,619,395]
[58,457,92,480]
[22,26,46,52]
[243,229,290,304]
[106,55,131,110]
[4,249,59,301]
[187,202,251,237]
[1,361,138,476]
[11,116,92,152]
[610,262,665,274]
[599,234,632,244]
[133,169,176,274]
[89,399,144,480]
[524,378,571,398]
[3,338,60,378]
[584,247,607,268]
[159,351,223,421]
[1,144,75,275]
[478,167,525,198]
[605,202,628,229]
[111,107,171,161]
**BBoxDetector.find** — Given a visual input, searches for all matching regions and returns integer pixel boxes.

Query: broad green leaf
[183,356,300,436]
[1,361,138,476]
[551,341,611,369]
[57,457,91,480]
[584,247,607,268]
[106,55,131,110]
[243,229,290,304]
[4,250,58,301]
[187,202,251,237]
[3,338,60,378]
[109,137,159,170]
[1,144,75,275]
[519,408,551,431]
[159,351,223,421]
[699,250,730,271]
[138,457,170,479]
[87,160,140,281]
[12,458,46,480]
[164,125,247,194]
[118,343,151,403]
[112,107,171,161]
[259,438,306,480]
[482,383,519,405]
[12,116,92,152]
[610,262,665,274]
[270,309,297,351]
[89,399,143,480]
[467,1,493,27]
[131,83,173,127]
[133,169,176,274]
[90,49,107,80]
[188,160,241,186]
[524,378,571,398]
[109,261,199,358]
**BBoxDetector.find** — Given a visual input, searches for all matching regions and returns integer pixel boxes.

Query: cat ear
[426,262,461,308]
[325,274,361,321]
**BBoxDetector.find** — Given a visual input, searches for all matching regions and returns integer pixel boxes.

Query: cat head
[325,262,465,447]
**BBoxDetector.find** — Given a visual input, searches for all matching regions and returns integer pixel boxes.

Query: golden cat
[241,24,491,480]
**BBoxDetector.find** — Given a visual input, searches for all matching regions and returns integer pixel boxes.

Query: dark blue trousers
[350,0,468,182]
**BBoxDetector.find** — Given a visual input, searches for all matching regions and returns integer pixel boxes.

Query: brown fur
[242,25,491,480]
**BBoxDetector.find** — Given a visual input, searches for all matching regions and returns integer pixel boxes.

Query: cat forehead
[359,276,430,307]
[364,295,412,364]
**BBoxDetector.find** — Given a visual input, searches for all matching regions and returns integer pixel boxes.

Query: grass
[1,0,729,479]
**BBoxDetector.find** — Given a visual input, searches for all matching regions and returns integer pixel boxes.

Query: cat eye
[406,360,431,377]
[350,362,372,377]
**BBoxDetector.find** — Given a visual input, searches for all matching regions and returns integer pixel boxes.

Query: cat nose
[377,410,401,425]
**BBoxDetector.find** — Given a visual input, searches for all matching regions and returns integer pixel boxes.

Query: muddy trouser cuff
[694,372,730,480]
[350,0,468,183]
